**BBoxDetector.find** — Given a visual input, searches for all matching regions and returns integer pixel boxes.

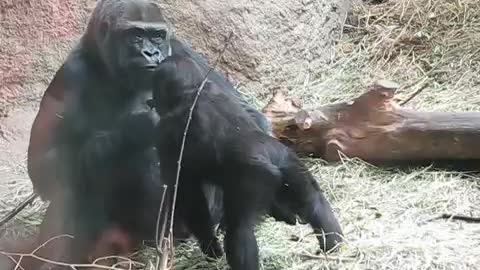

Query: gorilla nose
[142,49,161,69]
[142,49,160,59]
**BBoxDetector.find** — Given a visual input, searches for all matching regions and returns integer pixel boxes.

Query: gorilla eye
[134,34,143,42]
[126,28,145,44]
[155,30,167,40]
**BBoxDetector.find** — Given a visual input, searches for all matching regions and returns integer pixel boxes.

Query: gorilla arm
[26,53,97,199]
[26,58,156,199]
[27,65,67,200]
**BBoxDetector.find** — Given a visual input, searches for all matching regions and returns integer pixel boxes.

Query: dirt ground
[2,0,480,269]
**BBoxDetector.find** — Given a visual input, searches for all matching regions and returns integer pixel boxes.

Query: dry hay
[1,0,480,269]
[168,0,480,269]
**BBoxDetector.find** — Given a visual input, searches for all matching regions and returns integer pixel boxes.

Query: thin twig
[93,255,142,268]
[399,83,429,105]
[0,235,140,270]
[31,234,74,255]
[0,252,131,270]
[158,235,172,270]
[155,185,168,255]
[428,213,480,223]
[296,252,356,262]
[0,193,38,228]
[155,186,170,270]
[157,31,235,269]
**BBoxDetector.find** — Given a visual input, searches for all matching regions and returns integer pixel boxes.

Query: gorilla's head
[84,0,172,87]
[150,55,207,116]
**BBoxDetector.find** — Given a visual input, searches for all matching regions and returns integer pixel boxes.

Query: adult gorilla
[13,0,276,268]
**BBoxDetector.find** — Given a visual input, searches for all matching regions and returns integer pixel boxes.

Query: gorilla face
[116,23,171,73]
[104,22,171,86]
[97,0,172,87]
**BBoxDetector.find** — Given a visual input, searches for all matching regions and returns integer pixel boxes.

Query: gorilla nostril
[143,50,154,58]
[143,49,160,58]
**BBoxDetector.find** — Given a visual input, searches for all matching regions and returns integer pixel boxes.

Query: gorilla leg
[177,176,223,258]
[67,193,109,264]
[222,165,280,270]
[224,210,258,270]
[218,176,298,229]
[280,158,343,252]
[269,195,298,225]
[66,148,161,265]
[298,191,343,252]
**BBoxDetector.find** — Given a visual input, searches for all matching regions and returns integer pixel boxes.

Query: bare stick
[1,251,131,270]
[155,186,170,270]
[159,31,235,267]
[0,234,141,270]
[430,214,480,223]
[399,83,429,105]
[296,252,355,262]
[158,234,172,270]
[155,185,168,255]
[0,193,38,228]
[93,255,142,268]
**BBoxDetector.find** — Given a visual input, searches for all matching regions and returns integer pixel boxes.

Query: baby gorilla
[152,55,343,270]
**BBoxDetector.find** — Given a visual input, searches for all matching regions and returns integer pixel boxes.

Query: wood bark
[262,83,480,170]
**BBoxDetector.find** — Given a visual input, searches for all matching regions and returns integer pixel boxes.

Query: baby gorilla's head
[150,55,207,116]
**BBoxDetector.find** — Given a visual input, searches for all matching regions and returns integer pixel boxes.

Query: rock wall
[159,0,352,94]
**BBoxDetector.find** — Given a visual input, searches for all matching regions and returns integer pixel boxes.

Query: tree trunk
[262,83,480,170]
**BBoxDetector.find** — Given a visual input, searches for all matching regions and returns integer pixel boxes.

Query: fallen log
[262,83,480,170]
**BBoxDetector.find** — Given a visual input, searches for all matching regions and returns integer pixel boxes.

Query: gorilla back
[152,55,343,270]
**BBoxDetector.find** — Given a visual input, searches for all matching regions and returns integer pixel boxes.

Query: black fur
[152,55,343,270]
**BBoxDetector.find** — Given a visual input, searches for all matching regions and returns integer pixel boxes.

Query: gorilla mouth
[145,64,159,71]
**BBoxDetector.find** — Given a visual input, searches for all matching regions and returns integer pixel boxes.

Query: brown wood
[262,83,480,170]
